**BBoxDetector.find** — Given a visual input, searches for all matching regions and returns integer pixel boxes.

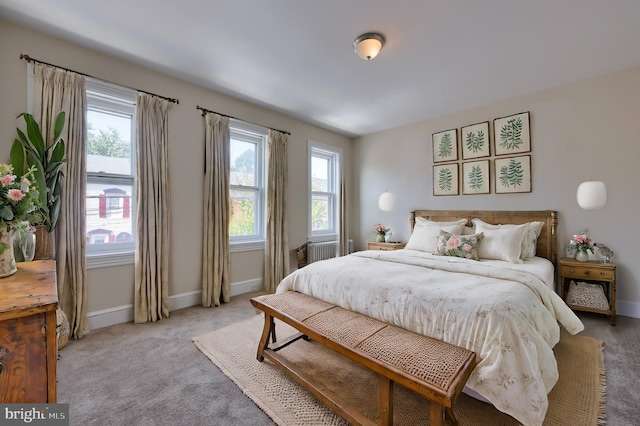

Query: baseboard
[87,278,263,330]
[617,299,640,319]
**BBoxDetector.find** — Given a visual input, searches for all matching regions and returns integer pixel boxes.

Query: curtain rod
[196,105,291,136]
[20,53,180,105]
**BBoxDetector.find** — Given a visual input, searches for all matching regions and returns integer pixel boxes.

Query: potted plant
[10,111,67,258]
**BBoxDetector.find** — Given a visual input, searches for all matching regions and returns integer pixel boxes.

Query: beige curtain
[34,63,88,339]
[264,130,289,293]
[339,177,349,256]
[134,93,170,323]
[201,113,231,307]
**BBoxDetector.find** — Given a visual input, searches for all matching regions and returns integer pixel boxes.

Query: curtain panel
[134,93,171,323]
[34,63,88,339]
[201,113,231,307]
[264,129,290,293]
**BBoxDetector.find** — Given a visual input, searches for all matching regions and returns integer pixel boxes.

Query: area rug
[193,314,605,425]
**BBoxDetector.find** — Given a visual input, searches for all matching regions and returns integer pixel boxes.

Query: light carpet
[193,314,605,425]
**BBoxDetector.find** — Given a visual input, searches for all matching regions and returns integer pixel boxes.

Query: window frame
[308,140,342,242]
[85,78,137,267]
[229,119,267,252]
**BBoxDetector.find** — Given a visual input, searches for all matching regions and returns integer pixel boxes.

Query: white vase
[0,226,17,278]
[385,232,393,242]
[575,249,589,262]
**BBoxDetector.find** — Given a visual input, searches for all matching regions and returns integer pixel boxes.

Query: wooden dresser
[0,260,58,403]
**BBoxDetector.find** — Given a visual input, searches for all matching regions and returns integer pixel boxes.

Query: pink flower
[1,174,15,187]
[445,235,462,251]
[462,244,472,252]
[7,189,25,201]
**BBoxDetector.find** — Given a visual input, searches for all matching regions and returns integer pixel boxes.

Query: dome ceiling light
[353,32,385,60]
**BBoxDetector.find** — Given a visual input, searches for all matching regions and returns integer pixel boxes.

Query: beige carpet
[193,314,605,425]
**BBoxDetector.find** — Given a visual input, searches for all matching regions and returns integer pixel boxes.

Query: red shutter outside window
[123,195,130,219]
[99,194,106,218]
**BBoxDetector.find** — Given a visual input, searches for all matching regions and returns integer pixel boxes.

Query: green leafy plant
[499,117,523,150]
[465,130,485,153]
[499,159,524,188]
[438,168,453,191]
[438,133,453,158]
[10,111,67,232]
[468,165,484,190]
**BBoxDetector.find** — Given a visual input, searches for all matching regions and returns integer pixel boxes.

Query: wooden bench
[250,291,476,426]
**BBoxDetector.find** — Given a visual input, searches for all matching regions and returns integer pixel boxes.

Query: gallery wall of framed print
[495,155,531,194]
[433,163,459,196]
[461,121,490,160]
[494,111,531,156]
[432,129,458,163]
[462,160,490,195]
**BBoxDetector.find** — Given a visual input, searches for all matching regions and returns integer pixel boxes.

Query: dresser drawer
[561,265,614,281]
[0,314,48,402]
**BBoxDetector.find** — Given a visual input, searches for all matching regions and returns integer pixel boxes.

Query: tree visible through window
[85,79,136,253]
[309,141,341,239]
[229,122,266,243]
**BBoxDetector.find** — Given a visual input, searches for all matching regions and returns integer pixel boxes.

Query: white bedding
[275,249,584,426]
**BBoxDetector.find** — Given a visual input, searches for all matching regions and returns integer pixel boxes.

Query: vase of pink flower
[570,232,594,262]
[374,224,389,242]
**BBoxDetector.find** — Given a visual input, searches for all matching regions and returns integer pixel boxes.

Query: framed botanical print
[432,129,458,163]
[462,160,490,195]
[494,111,531,156]
[461,121,490,160]
[495,155,531,194]
[433,163,459,196]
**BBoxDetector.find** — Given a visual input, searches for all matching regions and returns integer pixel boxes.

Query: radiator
[307,241,338,263]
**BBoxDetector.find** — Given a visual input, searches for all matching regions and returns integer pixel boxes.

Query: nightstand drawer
[561,265,614,281]
[367,242,406,251]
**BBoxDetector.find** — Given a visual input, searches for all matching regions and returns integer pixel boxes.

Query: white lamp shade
[576,181,607,210]
[378,192,394,211]
[354,33,385,60]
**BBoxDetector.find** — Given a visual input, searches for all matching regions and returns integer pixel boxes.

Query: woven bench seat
[250,291,476,426]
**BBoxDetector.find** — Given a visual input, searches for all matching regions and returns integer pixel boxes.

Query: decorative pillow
[473,220,529,263]
[472,219,544,260]
[405,218,467,253]
[434,230,484,261]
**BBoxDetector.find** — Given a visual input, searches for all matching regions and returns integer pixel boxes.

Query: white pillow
[406,218,467,253]
[473,220,529,263]
[472,219,544,260]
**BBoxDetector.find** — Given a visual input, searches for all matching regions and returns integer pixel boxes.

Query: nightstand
[367,241,406,251]
[559,258,616,325]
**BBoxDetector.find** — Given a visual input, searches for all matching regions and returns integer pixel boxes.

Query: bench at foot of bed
[250,291,477,426]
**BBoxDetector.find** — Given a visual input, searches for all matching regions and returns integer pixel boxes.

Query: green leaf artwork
[438,168,453,191]
[438,133,453,158]
[499,159,524,188]
[468,165,484,190]
[499,117,523,151]
[465,130,485,153]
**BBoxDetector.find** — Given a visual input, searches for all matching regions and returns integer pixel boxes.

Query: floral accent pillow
[435,230,484,261]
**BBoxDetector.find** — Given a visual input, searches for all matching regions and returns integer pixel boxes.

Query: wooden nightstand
[559,258,616,325]
[367,241,406,251]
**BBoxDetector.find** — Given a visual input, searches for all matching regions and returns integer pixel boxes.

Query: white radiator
[307,241,338,263]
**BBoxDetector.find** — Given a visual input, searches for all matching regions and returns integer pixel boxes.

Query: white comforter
[275,249,584,426]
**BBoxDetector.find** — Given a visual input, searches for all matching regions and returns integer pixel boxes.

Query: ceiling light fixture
[353,32,385,60]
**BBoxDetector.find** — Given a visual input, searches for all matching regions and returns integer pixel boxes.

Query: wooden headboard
[410,210,558,267]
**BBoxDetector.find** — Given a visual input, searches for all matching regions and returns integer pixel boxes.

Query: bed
[275,210,584,426]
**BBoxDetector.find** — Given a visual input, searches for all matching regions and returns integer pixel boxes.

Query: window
[229,120,266,249]
[309,141,341,240]
[85,79,136,262]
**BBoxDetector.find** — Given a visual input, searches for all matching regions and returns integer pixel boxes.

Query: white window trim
[308,140,342,243]
[85,78,137,267]
[229,119,267,248]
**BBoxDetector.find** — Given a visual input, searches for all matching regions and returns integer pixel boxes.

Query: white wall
[354,67,640,318]
[0,18,353,326]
